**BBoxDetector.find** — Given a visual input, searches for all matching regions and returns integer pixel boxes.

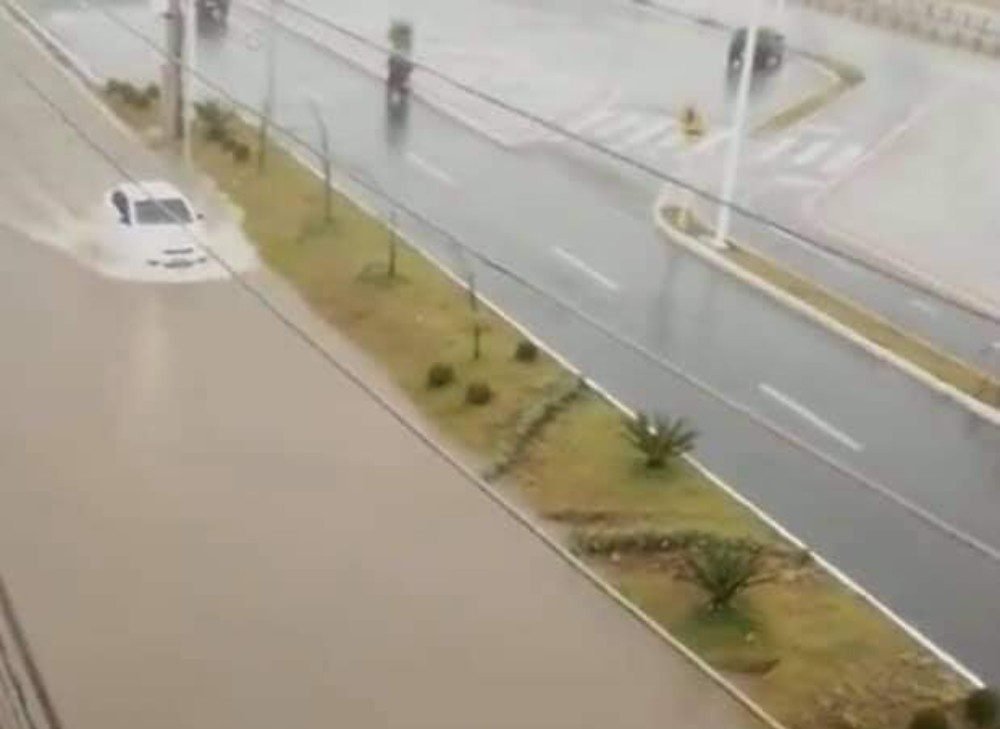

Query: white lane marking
[759,383,864,452]
[691,128,733,153]
[821,143,863,175]
[792,139,834,166]
[568,108,617,134]
[552,247,620,292]
[756,135,798,163]
[589,112,646,139]
[774,174,825,189]
[406,152,455,186]
[909,298,938,316]
[619,118,676,148]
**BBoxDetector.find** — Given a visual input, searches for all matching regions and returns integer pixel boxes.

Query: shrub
[465,381,493,406]
[118,82,141,106]
[966,688,1000,728]
[622,412,698,469]
[104,78,123,96]
[425,362,455,390]
[514,339,538,363]
[681,536,769,610]
[143,83,160,102]
[231,141,251,163]
[910,708,950,729]
[219,135,239,153]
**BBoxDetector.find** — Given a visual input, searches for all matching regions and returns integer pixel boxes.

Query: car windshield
[134,197,193,225]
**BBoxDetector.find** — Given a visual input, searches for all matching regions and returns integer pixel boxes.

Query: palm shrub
[622,412,697,469]
[966,688,999,729]
[682,536,768,610]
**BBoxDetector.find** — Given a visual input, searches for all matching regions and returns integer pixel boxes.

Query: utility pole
[714,0,762,250]
[307,98,333,222]
[183,0,197,163]
[163,0,184,141]
[258,0,277,171]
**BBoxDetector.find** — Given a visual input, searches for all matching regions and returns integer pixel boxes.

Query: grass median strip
[664,206,1000,410]
[106,87,976,729]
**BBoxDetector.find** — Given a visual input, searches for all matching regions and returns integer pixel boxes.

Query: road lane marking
[821,143,863,175]
[568,108,617,134]
[774,229,853,272]
[759,383,864,452]
[801,122,841,135]
[690,128,733,153]
[792,139,833,166]
[552,247,619,292]
[406,152,455,187]
[589,112,645,139]
[756,135,798,163]
[909,298,938,316]
[619,118,676,148]
[773,174,825,189]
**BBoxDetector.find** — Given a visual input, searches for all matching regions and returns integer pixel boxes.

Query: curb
[653,198,1000,429]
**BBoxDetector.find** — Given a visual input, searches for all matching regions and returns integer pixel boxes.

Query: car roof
[116,180,186,202]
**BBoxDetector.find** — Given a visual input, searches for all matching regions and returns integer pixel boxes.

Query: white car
[105,181,210,269]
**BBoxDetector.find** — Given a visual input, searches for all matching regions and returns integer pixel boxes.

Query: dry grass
[109,93,974,729]
[756,54,865,134]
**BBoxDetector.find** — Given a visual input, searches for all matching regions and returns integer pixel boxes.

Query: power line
[9,7,1000,567]
[245,0,1000,326]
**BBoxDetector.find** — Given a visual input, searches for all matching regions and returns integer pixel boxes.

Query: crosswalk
[751,130,864,186]
[562,106,727,159]
[559,106,866,191]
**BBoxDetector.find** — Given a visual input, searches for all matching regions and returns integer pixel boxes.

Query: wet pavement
[6,0,1000,683]
[0,14,773,729]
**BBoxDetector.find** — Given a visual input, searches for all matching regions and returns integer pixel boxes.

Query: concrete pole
[258,0,277,171]
[183,0,197,163]
[714,0,762,250]
[164,0,184,141]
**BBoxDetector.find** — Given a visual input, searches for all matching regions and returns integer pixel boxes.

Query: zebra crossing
[561,106,731,159]
[751,128,864,187]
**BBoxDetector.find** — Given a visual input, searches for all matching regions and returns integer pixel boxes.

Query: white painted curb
[653,195,1000,429]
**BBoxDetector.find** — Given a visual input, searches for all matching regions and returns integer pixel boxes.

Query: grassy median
[664,207,1000,409]
[107,89,973,729]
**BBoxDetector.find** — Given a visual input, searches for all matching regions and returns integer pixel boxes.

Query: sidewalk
[0,10,769,729]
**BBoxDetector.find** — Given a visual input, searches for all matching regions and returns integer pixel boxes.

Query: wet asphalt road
[10,0,1000,681]
[0,16,773,729]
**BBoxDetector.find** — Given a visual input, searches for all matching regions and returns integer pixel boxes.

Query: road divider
[656,199,1000,426]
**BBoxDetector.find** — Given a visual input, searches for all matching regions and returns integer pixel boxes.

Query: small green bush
[105,78,124,96]
[966,688,1000,729]
[425,362,455,389]
[465,381,493,406]
[231,141,251,163]
[909,708,950,729]
[219,135,238,152]
[623,412,698,469]
[514,339,538,363]
[143,83,160,102]
[118,82,141,106]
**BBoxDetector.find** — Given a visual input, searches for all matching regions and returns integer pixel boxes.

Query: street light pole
[183,0,196,164]
[306,98,333,222]
[258,0,277,171]
[714,0,762,250]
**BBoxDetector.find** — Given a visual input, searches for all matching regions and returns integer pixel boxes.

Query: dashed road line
[406,152,456,187]
[552,246,620,292]
[759,383,864,452]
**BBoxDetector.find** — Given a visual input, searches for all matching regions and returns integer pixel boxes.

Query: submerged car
[106,181,210,269]
[728,27,785,71]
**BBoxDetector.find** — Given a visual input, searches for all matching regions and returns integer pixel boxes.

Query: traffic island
[657,204,1000,420]
[756,53,865,133]
[103,88,980,729]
